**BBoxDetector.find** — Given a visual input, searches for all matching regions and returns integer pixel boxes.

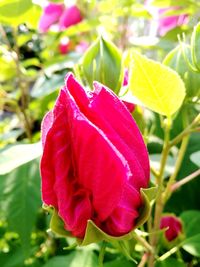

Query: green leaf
[190,151,200,167]
[104,258,135,267]
[191,21,200,71]
[0,248,25,267]
[182,233,200,257]
[0,47,17,82]
[31,73,66,98]
[0,159,41,256]
[0,143,42,175]
[0,0,33,26]
[166,133,200,213]
[43,250,98,267]
[155,257,186,267]
[129,52,186,116]
[81,36,122,93]
[180,210,200,238]
[163,45,200,98]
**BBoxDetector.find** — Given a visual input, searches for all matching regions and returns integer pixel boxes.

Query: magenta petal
[62,88,128,221]
[41,111,53,148]
[103,184,141,235]
[64,74,149,190]
[122,100,135,113]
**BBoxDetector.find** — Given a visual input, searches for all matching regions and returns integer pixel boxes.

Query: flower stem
[148,117,171,267]
[132,233,154,253]
[98,241,106,267]
[163,135,189,202]
[163,109,189,202]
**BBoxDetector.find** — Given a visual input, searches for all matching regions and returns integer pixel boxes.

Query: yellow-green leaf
[129,52,186,116]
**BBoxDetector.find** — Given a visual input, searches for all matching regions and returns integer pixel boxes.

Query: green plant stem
[150,166,159,179]
[132,233,154,253]
[163,135,189,202]
[148,117,171,267]
[163,110,189,202]
[98,242,106,267]
[158,246,179,261]
[169,113,200,148]
[13,27,32,142]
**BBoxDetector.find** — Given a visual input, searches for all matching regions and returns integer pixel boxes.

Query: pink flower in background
[59,5,82,30]
[38,3,82,32]
[158,8,188,36]
[145,0,188,36]
[39,2,64,32]
[160,215,183,241]
[59,37,71,54]
[40,73,149,239]
[75,41,89,54]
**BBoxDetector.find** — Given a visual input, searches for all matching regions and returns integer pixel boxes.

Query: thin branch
[138,253,148,267]
[171,169,200,192]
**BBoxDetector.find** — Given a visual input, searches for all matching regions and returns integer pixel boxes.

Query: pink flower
[158,8,188,36]
[59,5,82,30]
[160,215,183,241]
[39,2,64,32]
[75,41,89,54]
[40,73,150,239]
[145,0,188,36]
[59,37,71,55]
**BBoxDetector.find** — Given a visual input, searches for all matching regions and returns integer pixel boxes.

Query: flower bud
[81,37,122,93]
[191,21,200,71]
[160,215,183,242]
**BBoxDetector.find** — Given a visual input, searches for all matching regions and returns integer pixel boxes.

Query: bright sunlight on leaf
[129,52,186,116]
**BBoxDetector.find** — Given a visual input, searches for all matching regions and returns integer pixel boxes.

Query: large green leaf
[190,151,200,167]
[0,248,25,267]
[180,210,200,238]
[166,133,200,213]
[0,0,33,26]
[104,258,135,267]
[129,52,186,116]
[155,257,186,267]
[43,250,98,267]
[182,234,200,257]
[0,159,41,256]
[0,143,42,175]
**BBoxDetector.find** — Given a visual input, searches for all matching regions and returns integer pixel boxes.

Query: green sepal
[78,187,157,246]
[45,187,157,246]
[49,208,72,238]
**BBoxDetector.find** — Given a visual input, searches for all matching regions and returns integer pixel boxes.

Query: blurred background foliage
[0,0,200,266]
